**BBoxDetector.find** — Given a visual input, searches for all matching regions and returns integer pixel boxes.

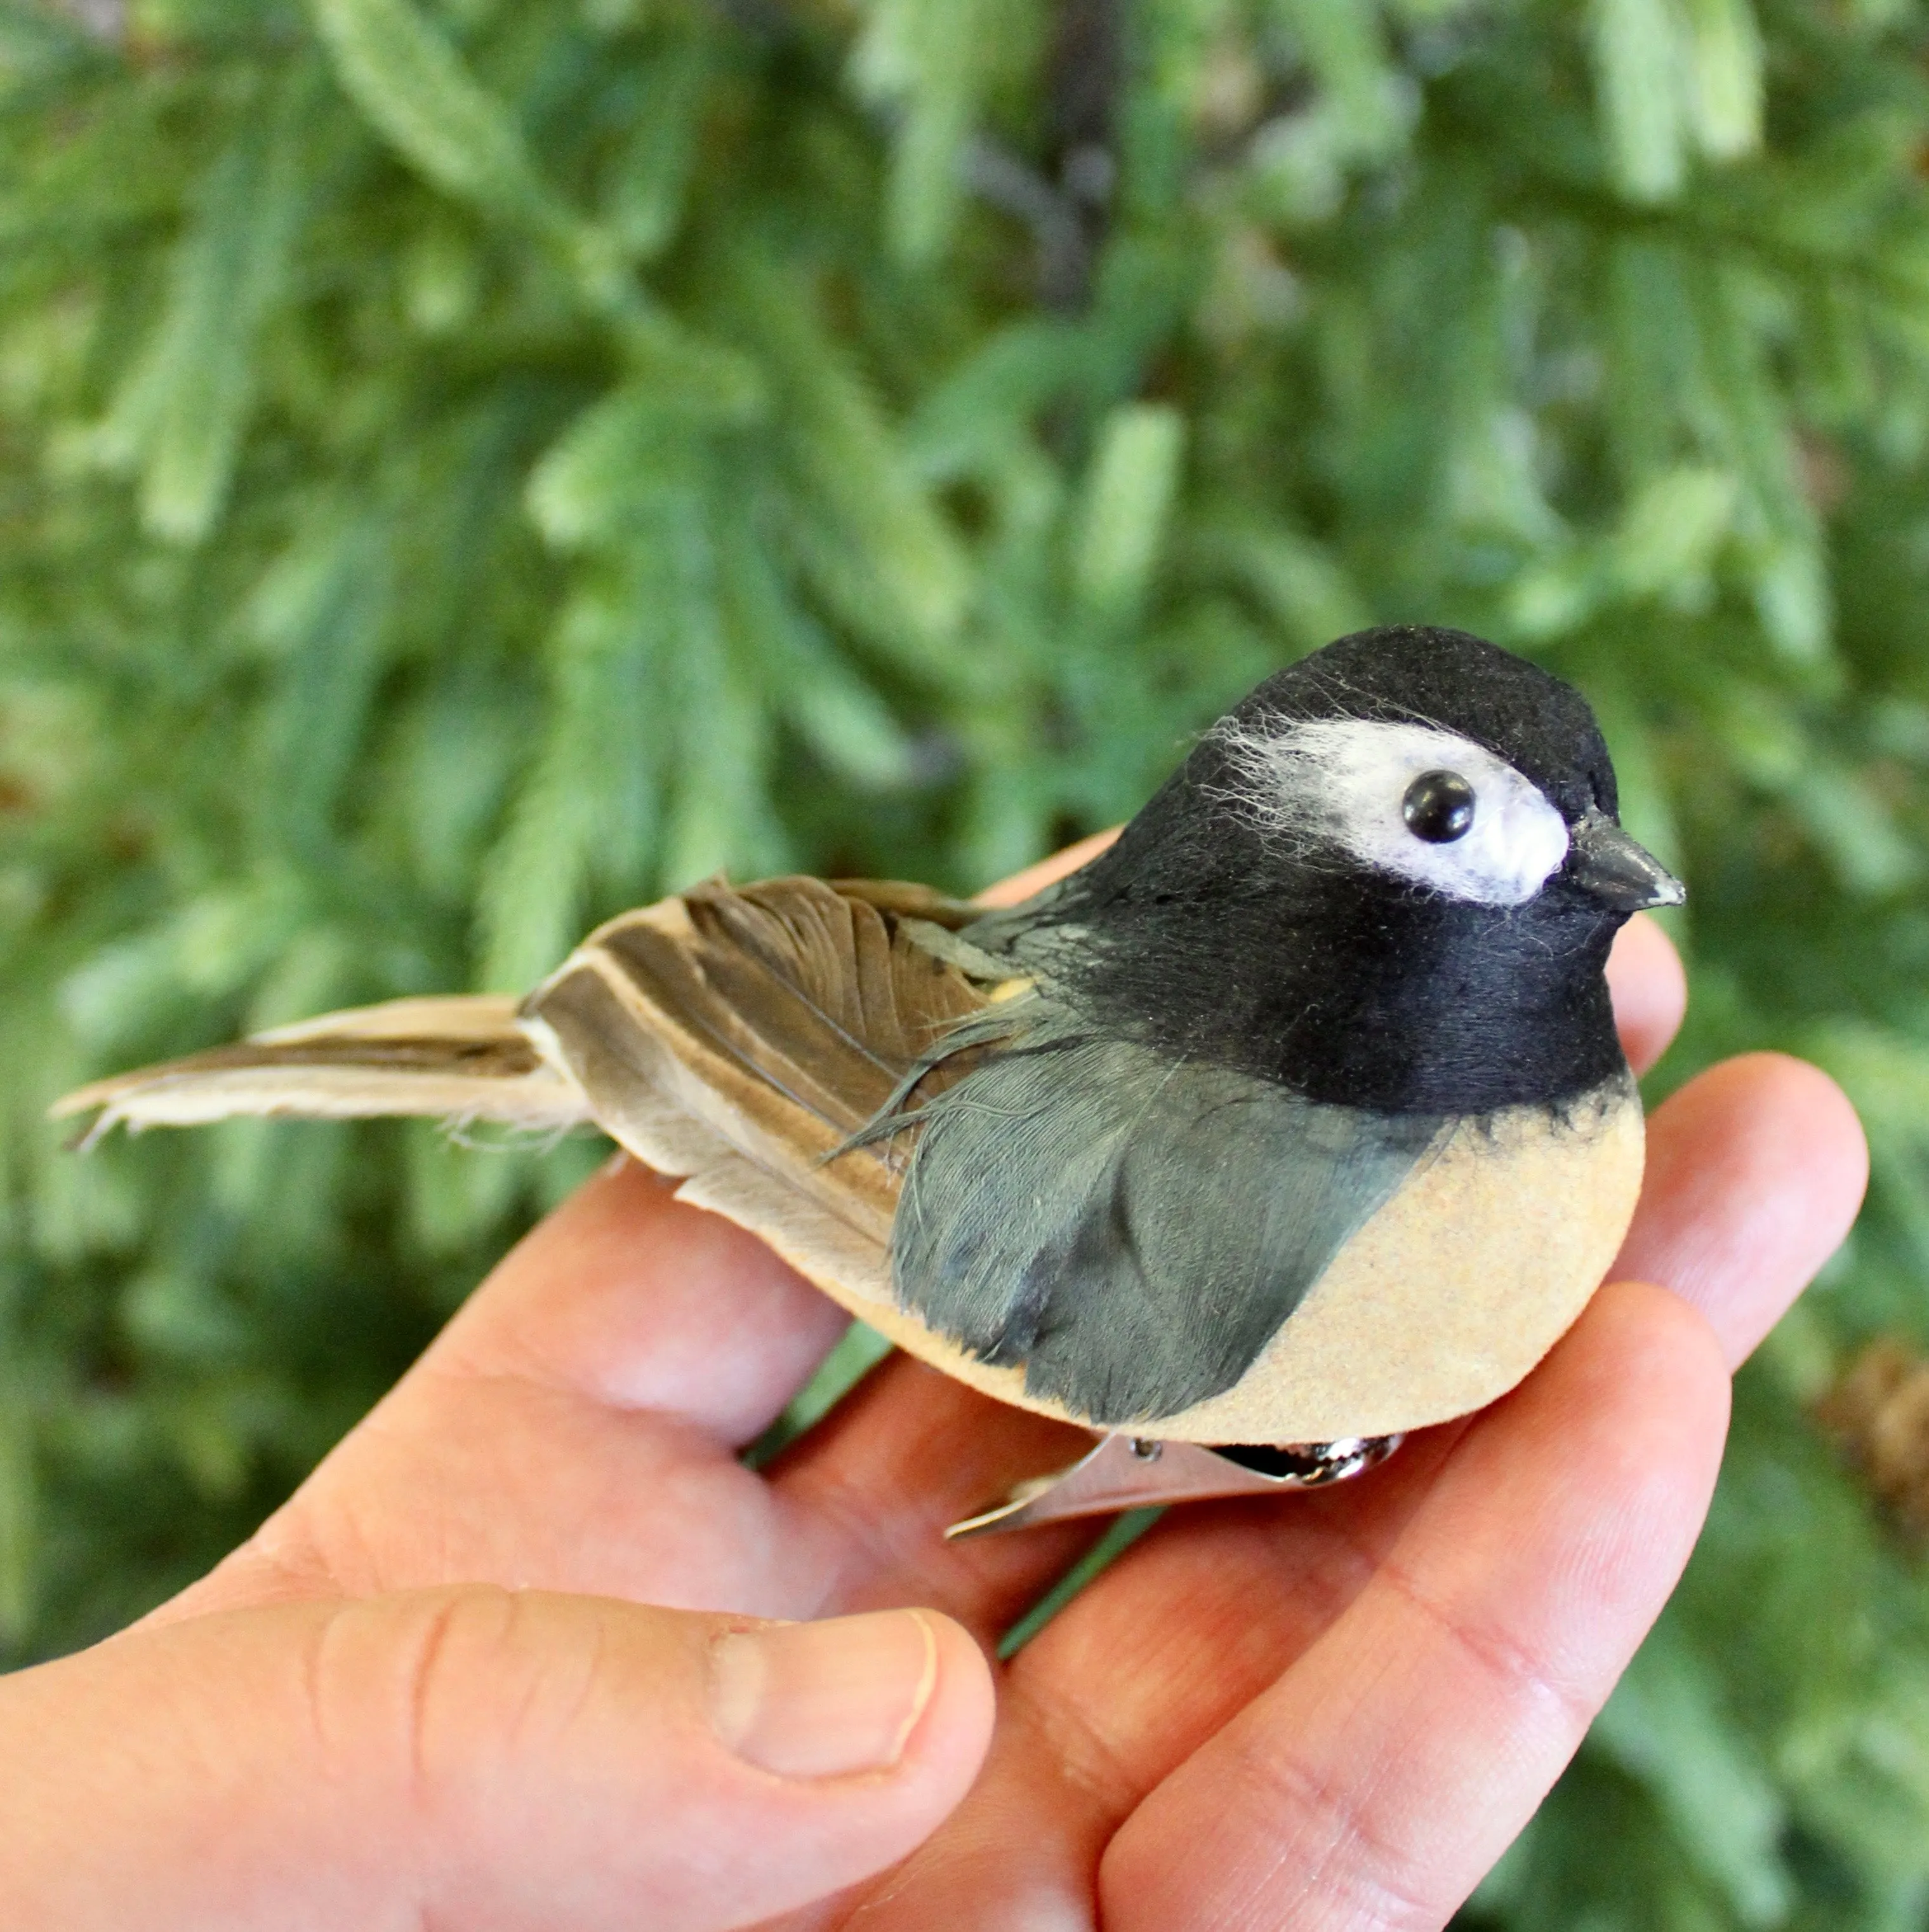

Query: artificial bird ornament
[56,627,1683,1536]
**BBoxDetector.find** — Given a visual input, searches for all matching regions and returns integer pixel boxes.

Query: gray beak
[1567,813,1687,912]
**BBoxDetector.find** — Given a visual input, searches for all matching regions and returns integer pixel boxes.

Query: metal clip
[944,1432,1402,1539]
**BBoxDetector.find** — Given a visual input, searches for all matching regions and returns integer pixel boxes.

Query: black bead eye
[1403,769,1476,843]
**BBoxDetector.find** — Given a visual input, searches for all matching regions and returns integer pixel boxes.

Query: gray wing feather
[891,1018,1445,1427]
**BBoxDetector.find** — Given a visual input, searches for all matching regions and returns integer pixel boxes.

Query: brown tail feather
[51,995,590,1142]
[50,879,988,1321]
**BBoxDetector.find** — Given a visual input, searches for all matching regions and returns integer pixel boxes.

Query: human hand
[0,837,1867,1932]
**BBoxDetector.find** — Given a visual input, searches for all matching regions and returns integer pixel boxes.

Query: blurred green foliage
[3,0,1929,1919]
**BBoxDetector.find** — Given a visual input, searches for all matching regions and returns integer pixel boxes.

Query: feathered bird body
[56,629,1674,1446]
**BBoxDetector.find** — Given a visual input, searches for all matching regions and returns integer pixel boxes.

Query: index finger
[1096,1282,1731,1931]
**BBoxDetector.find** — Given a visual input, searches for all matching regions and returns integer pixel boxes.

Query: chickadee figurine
[57,627,1683,1536]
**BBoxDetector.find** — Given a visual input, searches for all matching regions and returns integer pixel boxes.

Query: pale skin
[0,832,1870,1932]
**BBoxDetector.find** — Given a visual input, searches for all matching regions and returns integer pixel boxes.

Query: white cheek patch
[1214,717,1572,906]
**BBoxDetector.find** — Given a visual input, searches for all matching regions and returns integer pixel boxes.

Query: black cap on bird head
[984,625,1684,1116]
[1237,624,1619,820]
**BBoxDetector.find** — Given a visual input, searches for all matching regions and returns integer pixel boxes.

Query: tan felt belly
[717,1079,1646,1446]
[1147,1081,1645,1440]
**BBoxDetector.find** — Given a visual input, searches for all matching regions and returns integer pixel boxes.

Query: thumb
[0,1585,995,1931]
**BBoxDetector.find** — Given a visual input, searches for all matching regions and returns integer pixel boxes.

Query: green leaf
[254,513,397,845]
[311,0,561,229]
[59,881,307,1049]
[1268,0,1410,157]
[476,563,667,990]
[727,528,918,790]
[732,251,971,666]
[600,30,708,263]
[0,0,103,103]
[1609,465,1738,597]
[527,370,763,552]
[404,1118,525,1256]
[1186,516,1372,650]
[1804,1022,1929,1263]
[1787,763,1920,896]
[1680,0,1762,163]
[98,69,314,543]
[0,1394,34,1649]
[397,222,482,335]
[852,0,991,265]
[660,661,773,889]
[526,389,701,551]
[1071,403,1185,623]
[1748,536,1831,666]
[1594,1622,1794,1926]
[903,319,1081,480]
[1590,0,1687,203]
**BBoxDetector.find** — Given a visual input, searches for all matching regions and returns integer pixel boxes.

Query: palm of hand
[132,889,1861,1932]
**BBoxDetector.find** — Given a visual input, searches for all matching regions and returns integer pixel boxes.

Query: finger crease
[1370,1552,1597,1738]
[401,1594,472,1825]
[785,1467,933,1618]
[1227,1735,1455,1932]
[1020,1679,1143,1822]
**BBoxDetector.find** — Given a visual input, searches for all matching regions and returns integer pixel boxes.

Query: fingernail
[710,1609,940,1779]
